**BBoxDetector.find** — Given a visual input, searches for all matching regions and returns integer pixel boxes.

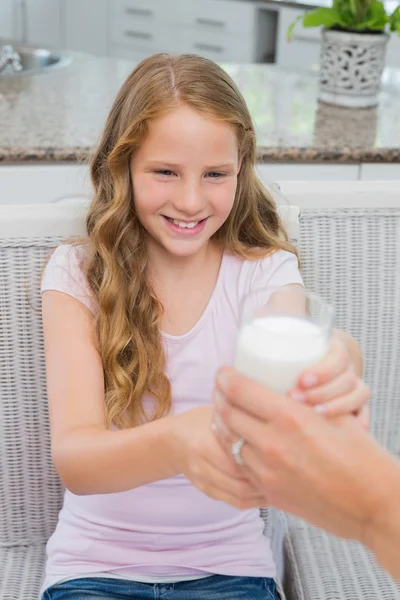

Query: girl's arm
[334,328,363,377]
[42,290,264,506]
[42,290,181,495]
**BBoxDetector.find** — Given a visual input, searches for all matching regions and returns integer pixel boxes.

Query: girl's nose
[172,182,206,217]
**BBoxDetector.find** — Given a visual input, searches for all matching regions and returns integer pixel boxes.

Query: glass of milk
[235,286,334,394]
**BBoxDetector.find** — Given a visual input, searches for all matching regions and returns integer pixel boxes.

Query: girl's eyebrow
[146,161,236,170]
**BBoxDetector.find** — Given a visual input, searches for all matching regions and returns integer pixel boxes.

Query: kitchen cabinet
[23,0,62,47]
[97,0,274,63]
[359,164,400,180]
[64,0,108,56]
[1,164,91,205]
[0,0,15,40]
[256,163,359,183]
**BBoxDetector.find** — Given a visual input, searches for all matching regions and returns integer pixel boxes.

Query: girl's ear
[237,159,242,175]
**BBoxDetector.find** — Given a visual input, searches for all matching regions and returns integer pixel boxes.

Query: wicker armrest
[283,516,400,600]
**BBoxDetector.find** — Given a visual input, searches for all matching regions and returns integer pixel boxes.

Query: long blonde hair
[79,53,296,429]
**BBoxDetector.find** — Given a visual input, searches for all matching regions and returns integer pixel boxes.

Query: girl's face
[131,105,240,259]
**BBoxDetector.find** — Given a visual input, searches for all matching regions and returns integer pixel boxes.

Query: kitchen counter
[1,54,400,164]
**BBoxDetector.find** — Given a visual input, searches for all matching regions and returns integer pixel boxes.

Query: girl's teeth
[172,219,199,229]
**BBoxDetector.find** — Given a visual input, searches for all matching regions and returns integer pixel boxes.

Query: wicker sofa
[0,183,399,600]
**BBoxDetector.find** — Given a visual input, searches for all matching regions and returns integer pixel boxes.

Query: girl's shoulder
[223,248,303,298]
[41,243,97,314]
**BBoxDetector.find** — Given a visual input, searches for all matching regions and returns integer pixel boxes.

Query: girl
[40,53,367,600]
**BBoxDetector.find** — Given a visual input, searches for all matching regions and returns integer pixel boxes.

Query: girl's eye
[155,170,175,177]
[206,172,225,179]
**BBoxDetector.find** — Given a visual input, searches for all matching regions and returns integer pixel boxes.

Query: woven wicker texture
[0,235,284,599]
[0,545,46,600]
[300,208,400,451]
[284,518,400,600]
[0,240,65,549]
[283,208,400,600]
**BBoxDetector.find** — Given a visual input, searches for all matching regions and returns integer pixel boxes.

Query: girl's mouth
[162,216,208,236]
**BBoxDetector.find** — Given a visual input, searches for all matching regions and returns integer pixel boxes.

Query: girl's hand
[289,332,370,426]
[170,406,266,509]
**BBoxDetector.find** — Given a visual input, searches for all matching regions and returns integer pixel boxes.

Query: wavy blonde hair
[77,53,297,429]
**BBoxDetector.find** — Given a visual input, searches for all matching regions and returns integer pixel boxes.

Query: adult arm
[214,368,400,581]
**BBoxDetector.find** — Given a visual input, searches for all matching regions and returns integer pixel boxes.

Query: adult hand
[170,405,266,509]
[213,368,394,544]
[290,331,370,425]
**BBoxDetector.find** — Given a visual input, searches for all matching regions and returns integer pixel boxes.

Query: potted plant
[288,0,400,108]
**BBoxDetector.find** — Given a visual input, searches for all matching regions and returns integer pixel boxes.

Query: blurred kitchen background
[1,0,400,197]
[1,0,400,69]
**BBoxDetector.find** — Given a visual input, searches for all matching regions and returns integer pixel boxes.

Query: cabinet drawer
[111,15,176,51]
[180,28,255,62]
[113,0,159,21]
[183,0,256,34]
[112,0,186,23]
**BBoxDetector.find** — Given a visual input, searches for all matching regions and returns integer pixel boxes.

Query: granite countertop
[1,54,400,164]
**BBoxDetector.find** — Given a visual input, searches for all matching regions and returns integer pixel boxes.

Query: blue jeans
[44,575,280,600]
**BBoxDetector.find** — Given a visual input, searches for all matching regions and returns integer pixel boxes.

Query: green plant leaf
[302,7,341,28]
[348,0,359,18]
[286,15,303,41]
[286,0,394,37]
[390,5,400,34]
[363,1,388,30]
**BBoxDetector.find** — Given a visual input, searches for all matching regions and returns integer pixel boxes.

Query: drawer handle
[194,42,224,53]
[125,7,154,17]
[125,30,153,40]
[195,17,225,28]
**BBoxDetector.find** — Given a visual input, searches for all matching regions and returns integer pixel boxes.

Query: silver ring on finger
[232,438,246,466]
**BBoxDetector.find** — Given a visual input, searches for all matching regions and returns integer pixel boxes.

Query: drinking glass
[235,286,334,394]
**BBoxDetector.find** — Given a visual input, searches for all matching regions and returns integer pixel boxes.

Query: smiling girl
[40,54,367,600]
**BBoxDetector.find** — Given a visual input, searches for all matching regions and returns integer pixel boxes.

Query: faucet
[0,45,23,74]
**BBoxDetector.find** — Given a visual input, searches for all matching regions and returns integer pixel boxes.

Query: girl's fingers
[357,405,370,430]
[290,369,358,406]
[196,460,266,509]
[313,381,371,418]
[298,336,350,390]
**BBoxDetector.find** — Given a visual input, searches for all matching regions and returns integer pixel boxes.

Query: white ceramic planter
[319,28,389,108]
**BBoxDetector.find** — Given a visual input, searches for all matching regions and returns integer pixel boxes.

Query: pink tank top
[40,244,302,583]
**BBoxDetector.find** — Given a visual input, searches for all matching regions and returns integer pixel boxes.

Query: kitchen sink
[0,44,73,76]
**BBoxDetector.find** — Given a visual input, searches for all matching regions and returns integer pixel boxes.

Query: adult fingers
[216,368,290,423]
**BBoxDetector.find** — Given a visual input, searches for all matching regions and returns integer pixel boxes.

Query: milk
[235,316,329,394]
